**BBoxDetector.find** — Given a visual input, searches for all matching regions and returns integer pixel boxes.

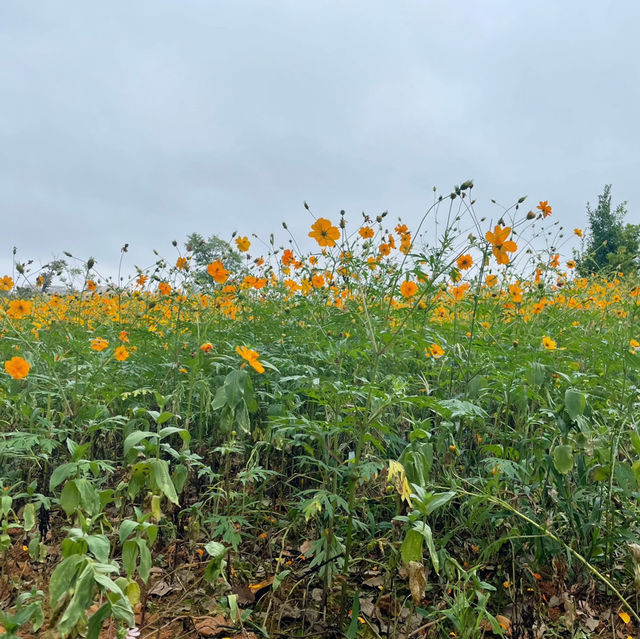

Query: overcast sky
[2,1,639,281]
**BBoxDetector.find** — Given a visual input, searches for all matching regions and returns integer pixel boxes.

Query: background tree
[577,184,640,275]
[185,232,243,288]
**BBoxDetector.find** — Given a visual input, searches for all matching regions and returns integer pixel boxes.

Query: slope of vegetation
[1,187,640,638]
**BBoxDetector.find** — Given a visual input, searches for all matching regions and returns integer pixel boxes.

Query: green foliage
[577,184,640,274]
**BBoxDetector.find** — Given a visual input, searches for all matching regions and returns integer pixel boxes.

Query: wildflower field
[2,187,640,638]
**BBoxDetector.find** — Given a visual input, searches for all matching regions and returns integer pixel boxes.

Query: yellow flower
[358,226,374,239]
[619,611,630,624]
[7,299,33,320]
[158,282,172,296]
[425,343,445,359]
[114,346,129,361]
[400,280,418,298]
[485,225,517,265]
[537,200,552,217]
[0,275,14,291]
[541,336,556,350]
[90,337,109,352]
[308,218,340,248]
[4,356,30,380]
[235,236,251,252]
[236,345,265,374]
[207,261,229,284]
[457,254,473,270]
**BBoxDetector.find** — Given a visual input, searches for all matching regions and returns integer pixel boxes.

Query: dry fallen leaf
[193,614,230,637]
[407,561,426,604]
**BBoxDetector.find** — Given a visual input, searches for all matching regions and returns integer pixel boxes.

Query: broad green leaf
[60,481,80,517]
[119,519,139,544]
[564,389,586,420]
[150,459,179,505]
[49,462,78,491]
[136,538,152,583]
[172,464,188,494]
[58,564,95,634]
[22,502,36,532]
[413,521,439,573]
[553,445,574,474]
[400,528,423,564]
[122,539,138,577]
[123,430,155,458]
[87,602,111,639]
[85,534,111,563]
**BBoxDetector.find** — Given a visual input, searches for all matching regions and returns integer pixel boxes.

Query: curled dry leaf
[407,561,426,604]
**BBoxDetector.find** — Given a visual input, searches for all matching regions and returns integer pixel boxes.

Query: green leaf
[23,502,35,532]
[122,539,139,577]
[136,538,152,583]
[564,389,586,420]
[87,602,111,639]
[119,519,139,544]
[345,593,361,639]
[413,521,439,573]
[204,541,226,559]
[553,445,574,474]
[60,481,80,517]
[156,411,175,426]
[123,430,155,458]
[172,464,188,494]
[400,528,423,564]
[86,534,111,564]
[49,462,78,491]
[150,459,179,505]
[273,569,290,592]
[58,564,95,634]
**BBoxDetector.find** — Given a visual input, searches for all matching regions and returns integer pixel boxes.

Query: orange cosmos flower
[425,344,445,359]
[378,243,391,256]
[537,201,552,217]
[312,274,325,288]
[400,280,418,298]
[7,299,33,319]
[119,330,129,342]
[4,356,30,380]
[281,249,295,266]
[574,228,583,238]
[566,260,576,269]
[395,223,408,235]
[158,282,172,295]
[136,274,148,287]
[86,280,97,292]
[235,236,251,252]
[485,274,498,287]
[236,345,265,374]
[485,225,517,265]
[359,226,374,239]
[0,276,14,291]
[176,257,189,270]
[200,342,213,353]
[114,346,129,361]
[308,218,340,248]
[549,254,560,268]
[207,261,229,284]
[90,337,109,352]
[457,254,473,270]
